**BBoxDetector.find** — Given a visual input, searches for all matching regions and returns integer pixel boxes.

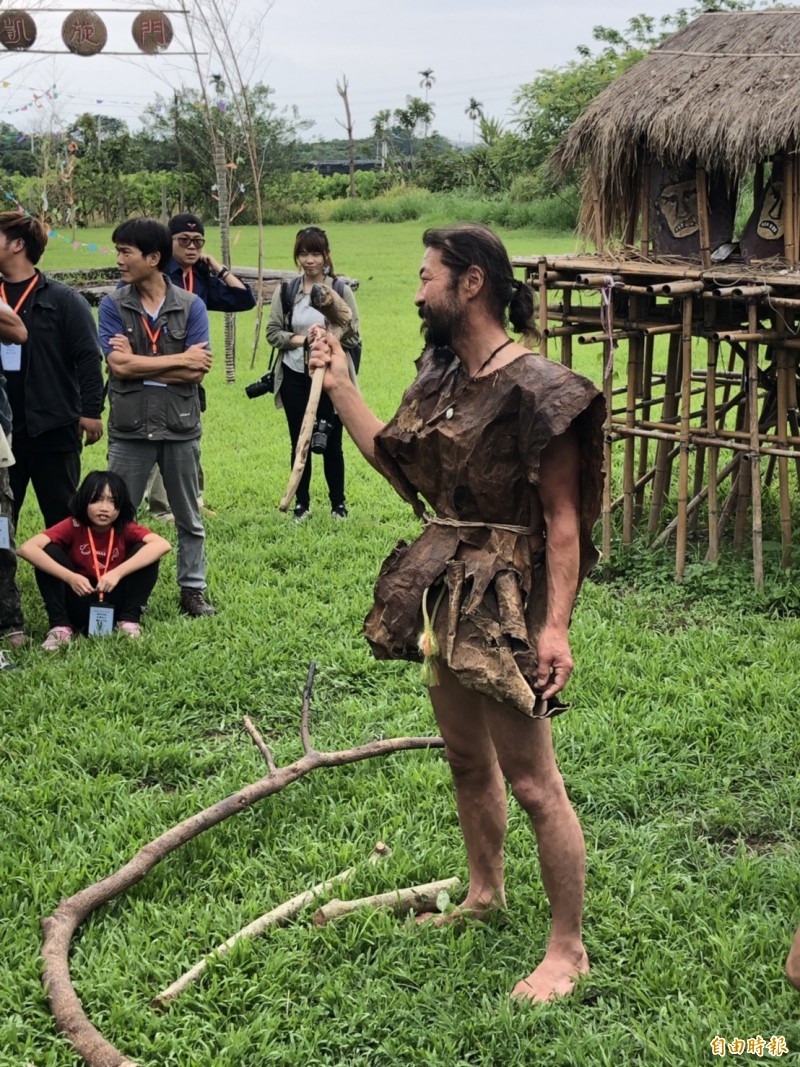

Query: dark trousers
[280,365,345,510]
[10,446,80,528]
[35,542,160,632]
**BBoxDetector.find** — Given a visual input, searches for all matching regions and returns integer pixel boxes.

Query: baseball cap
[168,213,205,236]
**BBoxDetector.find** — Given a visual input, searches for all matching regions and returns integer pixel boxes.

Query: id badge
[0,516,9,550]
[88,603,115,636]
[0,344,21,372]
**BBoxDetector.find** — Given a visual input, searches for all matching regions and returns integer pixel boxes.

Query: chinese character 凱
[2,17,32,45]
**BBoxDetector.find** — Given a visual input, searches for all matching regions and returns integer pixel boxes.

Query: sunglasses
[175,235,205,248]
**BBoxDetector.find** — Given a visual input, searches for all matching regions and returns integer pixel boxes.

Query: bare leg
[486,697,589,1001]
[422,665,508,919]
[787,926,800,990]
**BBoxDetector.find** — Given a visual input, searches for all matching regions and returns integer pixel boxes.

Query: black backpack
[280,276,362,373]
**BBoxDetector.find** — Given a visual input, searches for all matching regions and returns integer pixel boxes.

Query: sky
[0,0,686,144]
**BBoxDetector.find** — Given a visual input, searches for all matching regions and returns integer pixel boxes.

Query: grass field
[2,221,799,1066]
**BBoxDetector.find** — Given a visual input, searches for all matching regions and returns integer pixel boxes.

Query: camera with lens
[244,370,276,399]
[311,418,334,454]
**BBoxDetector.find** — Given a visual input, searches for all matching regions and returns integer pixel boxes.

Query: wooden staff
[623,295,641,544]
[648,332,681,536]
[706,335,720,562]
[747,300,764,589]
[635,334,654,523]
[278,284,353,512]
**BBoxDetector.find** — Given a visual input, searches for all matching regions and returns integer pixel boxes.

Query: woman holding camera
[266,226,360,521]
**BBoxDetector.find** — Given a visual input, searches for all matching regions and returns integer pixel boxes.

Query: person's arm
[534,425,582,700]
[308,328,384,466]
[65,290,104,444]
[200,257,256,311]
[101,295,211,384]
[0,300,27,344]
[266,285,304,350]
[17,532,94,596]
[95,532,171,594]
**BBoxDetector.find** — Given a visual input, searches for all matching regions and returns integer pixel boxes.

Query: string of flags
[0,189,110,254]
[0,82,59,116]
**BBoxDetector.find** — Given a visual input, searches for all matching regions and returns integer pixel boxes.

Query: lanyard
[87,528,115,600]
[140,315,162,355]
[0,273,38,314]
[182,268,194,293]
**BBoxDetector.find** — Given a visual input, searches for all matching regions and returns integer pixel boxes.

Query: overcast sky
[2,0,683,143]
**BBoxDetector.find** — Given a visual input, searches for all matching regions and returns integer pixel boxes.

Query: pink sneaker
[41,626,75,651]
[115,621,141,638]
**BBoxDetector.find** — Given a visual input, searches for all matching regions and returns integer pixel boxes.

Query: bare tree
[336,75,356,199]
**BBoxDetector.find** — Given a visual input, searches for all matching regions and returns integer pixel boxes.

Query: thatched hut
[552,9,800,266]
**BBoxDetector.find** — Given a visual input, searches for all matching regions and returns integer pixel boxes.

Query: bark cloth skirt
[364,348,605,719]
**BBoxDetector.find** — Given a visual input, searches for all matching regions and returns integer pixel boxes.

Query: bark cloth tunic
[365,348,605,719]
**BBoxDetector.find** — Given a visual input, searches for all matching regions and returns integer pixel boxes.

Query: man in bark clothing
[98,218,215,617]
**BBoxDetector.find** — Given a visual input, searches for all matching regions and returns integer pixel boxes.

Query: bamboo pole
[676,295,694,580]
[646,280,705,296]
[747,301,764,589]
[537,260,548,358]
[652,455,739,547]
[612,425,800,459]
[706,336,721,562]
[648,332,681,536]
[635,334,654,523]
[623,297,641,544]
[695,168,713,269]
[776,343,793,568]
[561,288,573,368]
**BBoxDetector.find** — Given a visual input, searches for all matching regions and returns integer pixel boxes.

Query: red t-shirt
[44,518,153,580]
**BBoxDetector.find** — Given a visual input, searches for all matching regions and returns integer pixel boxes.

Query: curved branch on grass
[41,661,444,1067]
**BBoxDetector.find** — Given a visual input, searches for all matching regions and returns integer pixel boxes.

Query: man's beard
[418,292,468,364]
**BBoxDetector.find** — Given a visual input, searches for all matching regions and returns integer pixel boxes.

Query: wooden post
[635,334,653,523]
[602,331,615,570]
[696,168,712,270]
[784,155,796,266]
[589,169,604,253]
[776,344,792,568]
[639,163,651,257]
[676,295,694,581]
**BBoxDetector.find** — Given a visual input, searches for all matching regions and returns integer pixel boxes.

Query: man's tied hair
[422,223,537,339]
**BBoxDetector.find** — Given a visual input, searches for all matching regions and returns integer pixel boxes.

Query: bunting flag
[0,188,109,254]
[0,81,59,115]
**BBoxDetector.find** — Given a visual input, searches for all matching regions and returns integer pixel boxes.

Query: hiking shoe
[180,588,216,617]
[331,504,348,519]
[115,620,142,638]
[293,504,311,523]
[2,629,27,648]
[42,626,75,651]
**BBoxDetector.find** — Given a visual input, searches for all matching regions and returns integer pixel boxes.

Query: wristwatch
[217,266,230,280]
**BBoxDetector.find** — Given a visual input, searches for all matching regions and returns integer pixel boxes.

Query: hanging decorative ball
[62,10,107,55]
[0,10,37,50]
[131,11,173,54]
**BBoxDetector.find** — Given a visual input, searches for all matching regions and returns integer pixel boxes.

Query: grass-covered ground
[3,222,799,1065]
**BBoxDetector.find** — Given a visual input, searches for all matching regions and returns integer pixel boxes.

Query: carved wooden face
[656,179,699,239]
[756,180,784,241]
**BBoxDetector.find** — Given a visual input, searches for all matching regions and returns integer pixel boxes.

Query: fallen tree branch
[313,877,461,926]
[41,662,445,1067]
[153,866,354,1009]
[242,714,276,772]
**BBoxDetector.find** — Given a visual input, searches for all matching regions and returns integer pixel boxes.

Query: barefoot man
[309,223,605,1001]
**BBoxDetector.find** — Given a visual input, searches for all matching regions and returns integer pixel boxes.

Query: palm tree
[418,67,436,101]
[465,97,483,143]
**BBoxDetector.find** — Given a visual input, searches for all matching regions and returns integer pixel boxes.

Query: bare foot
[511,947,589,1003]
[787,926,800,990]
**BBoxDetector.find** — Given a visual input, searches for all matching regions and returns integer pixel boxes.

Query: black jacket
[9,272,104,438]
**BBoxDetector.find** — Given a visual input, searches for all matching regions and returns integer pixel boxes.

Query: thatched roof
[552,9,800,239]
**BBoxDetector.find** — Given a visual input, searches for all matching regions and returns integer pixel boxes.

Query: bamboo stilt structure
[775,344,793,568]
[706,336,721,562]
[623,295,641,544]
[635,334,654,523]
[562,289,573,368]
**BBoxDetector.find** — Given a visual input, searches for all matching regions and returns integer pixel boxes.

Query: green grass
[2,222,799,1066]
